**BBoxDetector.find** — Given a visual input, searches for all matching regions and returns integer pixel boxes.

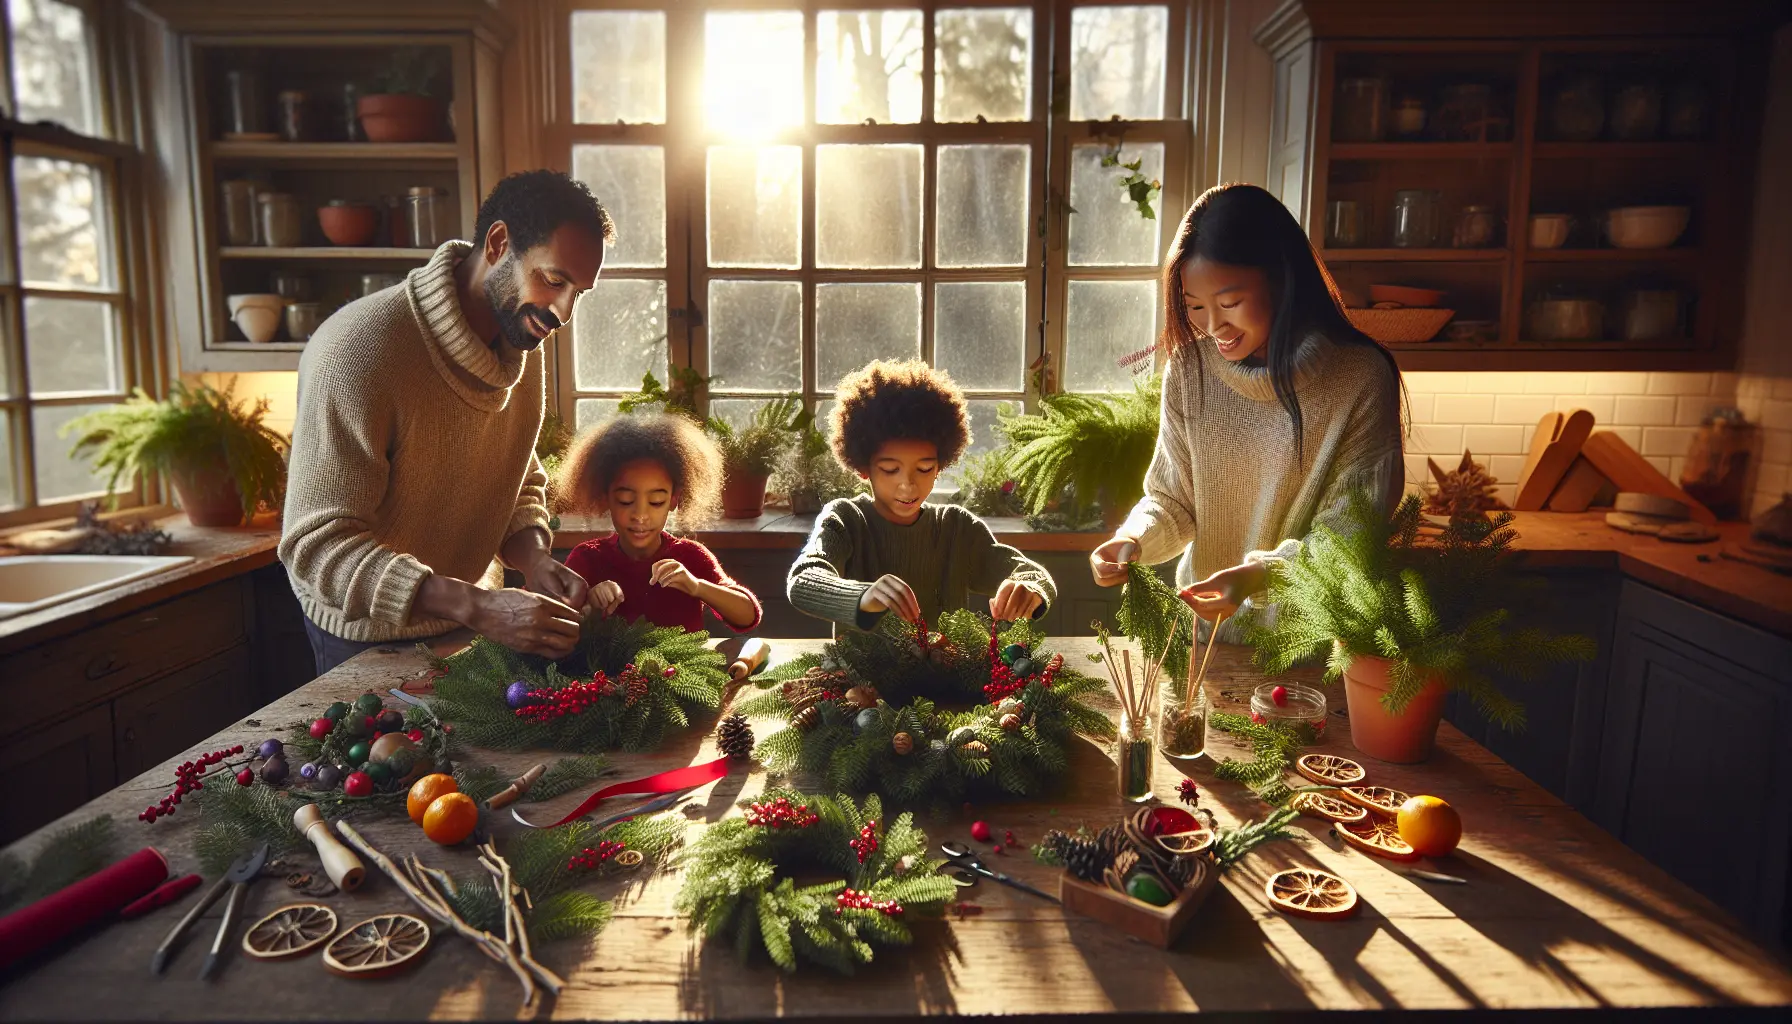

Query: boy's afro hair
[552,411,722,531]
[828,359,970,473]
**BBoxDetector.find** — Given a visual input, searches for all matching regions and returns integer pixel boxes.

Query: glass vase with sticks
[1094,625,1165,803]
[1161,612,1226,760]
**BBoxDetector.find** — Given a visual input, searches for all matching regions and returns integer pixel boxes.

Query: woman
[1089,183,1406,637]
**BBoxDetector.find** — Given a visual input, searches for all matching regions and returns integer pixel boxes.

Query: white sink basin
[0,555,196,620]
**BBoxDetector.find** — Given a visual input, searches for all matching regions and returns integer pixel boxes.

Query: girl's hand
[650,559,701,596]
[587,580,625,617]
[1090,533,1139,587]
[988,580,1044,622]
[1178,562,1268,621]
[858,574,922,623]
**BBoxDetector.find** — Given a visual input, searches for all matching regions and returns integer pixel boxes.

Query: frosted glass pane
[0,414,13,508]
[936,145,1029,267]
[934,281,1025,392]
[1068,142,1165,267]
[1069,6,1169,121]
[572,11,666,124]
[816,145,922,270]
[708,146,802,269]
[572,278,667,391]
[32,401,109,501]
[935,8,1032,122]
[571,145,665,269]
[11,0,98,136]
[938,398,1010,492]
[815,283,920,386]
[708,279,801,392]
[818,10,923,124]
[1066,280,1158,391]
[574,398,622,433]
[15,155,109,289]
[25,297,114,394]
[705,10,803,136]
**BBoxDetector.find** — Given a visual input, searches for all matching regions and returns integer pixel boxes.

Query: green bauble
[346,741,370,766]
[324,701,351,722]
[363,761,392,785]
[354,693,383,717]
[1125,872,1174,907]
[1002,643,1028,665]
[946,726,978,747]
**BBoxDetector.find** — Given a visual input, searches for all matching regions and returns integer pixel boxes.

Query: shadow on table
[676,918,966,1016]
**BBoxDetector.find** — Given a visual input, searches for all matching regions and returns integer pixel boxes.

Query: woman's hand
[858,574,922,623]
[1177,562,1269,621]
[1089,534,1139,587]
[650,559,701,596]
[988,580,1044,622]
[586,580,625,617]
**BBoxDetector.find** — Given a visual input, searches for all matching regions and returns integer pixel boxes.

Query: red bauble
[406,729,425,742]
[235,768,254,786]
[343,771,373,797]
[309,717,333,739]
[1271,685,1288,707]
[970,820,991,842]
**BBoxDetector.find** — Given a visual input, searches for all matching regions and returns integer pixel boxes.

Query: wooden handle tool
[292,804,364,892]
[728,637,771,681]
[485,764,546,811]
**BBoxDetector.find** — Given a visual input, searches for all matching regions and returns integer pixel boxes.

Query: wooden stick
[407,857,537,1010]
[484,764,546,811]
[1121,648,1139,721]
[1189,613,1229,710]
[479,842,564,994]
[1095,632,1130,712]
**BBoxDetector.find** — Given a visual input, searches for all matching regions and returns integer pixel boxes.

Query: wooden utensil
[1580,431,1716,524]
[1545,456,1614,512]
[1516,409,1596,510]
[293,804,365,893]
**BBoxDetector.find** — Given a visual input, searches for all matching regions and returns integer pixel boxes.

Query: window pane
[572,145,666,270]
[815,282,920,386]
[0,413,14,509]
[938,398,1011,492]
[708,280,802,392]
[25,297,115,394]
[10,0,99,136]
[1066,279,1158,391]
[574,398,623,433]
[936,145,1030,267]
[14,156,110,289]
[707,146,802,269]
[33,401,110,502]
[709,397,775,432]
[1069,5,1169,121]
[816,144,923,270]
[935,8,1032,123]
[0,300,11,397]
[571,11,665,124]
[572,278,667,391]
[935,281,1025,391]
[705,10,803,137]
[1068,142,1165,267]
[818,10,923,124]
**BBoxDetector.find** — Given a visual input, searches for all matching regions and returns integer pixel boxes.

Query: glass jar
[1115,712,1154,803]
[276,90,309,142]
[283,301,322,341]
[1325,199,1370,248]
[1158,679,1208,761]
[1452,204,1498,248]
[341,82,365,142]
[406,186,451,248]
[1392,96,1427,139]
[223,69,266,136]
[1609,81,1663,141]
[256,192,302,248]
[1248,682,1328,743]
[1550,73,1604,141]
[1332,77,1387,142]
[220,179,258,246]
[271,271,313,302]
[1389,189,1440,248]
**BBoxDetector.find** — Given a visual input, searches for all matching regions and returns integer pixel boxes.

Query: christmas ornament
[891,732,913,755]
[853,708,879,733]
[260,757,289,786]
[716,713,755,760]
[235,768,254,786]
[363,762,392,786]
[315,765,343,789]
[405,729,424,742]
[342,771,373,798]
[299,762,318,781]
[504,681,533,709]
[1425,450,1506,521]
[843,684,879,709]
[309,718,333,740]
[324,701,350,722]
[1002,643,1028,664]
[407,774,458,826]
[421,792,478,845]
[346,742,370,766]
[368,732,416,762]
[321,913,430,978]
[354,693,383,717]
[1396,795,1461,857]
[241,903,337,960]
[1266,868,1358,920]
[1294,753,1366,786]
[1271,685,1288,707]
[257,739,284,760]
[999,713,1022,731]
[1125,872,1174,906]
[375,710,404,733]
[970,820,991,842]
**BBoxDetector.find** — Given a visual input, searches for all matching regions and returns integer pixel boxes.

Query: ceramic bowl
[1369,284,1447,308]
[226,292,284,316]
[1528,213,1573,249]
[318,202,379,246]
[1604,205,1690,249]
[232,305,282,343]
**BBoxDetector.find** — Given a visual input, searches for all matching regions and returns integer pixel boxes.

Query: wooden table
[3,637,1789,1019]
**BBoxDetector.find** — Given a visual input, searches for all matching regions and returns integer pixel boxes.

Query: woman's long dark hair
[1160,183,1404,462]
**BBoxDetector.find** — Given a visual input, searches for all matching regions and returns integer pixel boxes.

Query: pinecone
[1424,450,1506,521]
[1095,824,1128,862]
[1063,836,1112,882]
[624,670,650,707]
[1039,829,1072,861]
[716,713,754,760]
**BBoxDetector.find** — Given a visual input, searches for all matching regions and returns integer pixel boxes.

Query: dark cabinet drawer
[0,704,115,846]
[113,643,255,784]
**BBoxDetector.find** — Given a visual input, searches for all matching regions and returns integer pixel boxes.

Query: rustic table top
[3,636,1789,1020]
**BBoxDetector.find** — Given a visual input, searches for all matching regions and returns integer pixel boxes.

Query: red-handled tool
[119,874,202,919]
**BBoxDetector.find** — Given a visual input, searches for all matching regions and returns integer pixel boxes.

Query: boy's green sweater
[787,494,1057,630]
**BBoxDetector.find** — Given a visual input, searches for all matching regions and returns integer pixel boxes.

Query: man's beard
[483,255,560,352]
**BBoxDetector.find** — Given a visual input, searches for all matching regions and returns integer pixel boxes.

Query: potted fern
[997,373,1161,527]
[1249,489,1596,763]
[773,410,859,515]
[708,397,802,519]
[63,379,289,528]
[358,47,449,143]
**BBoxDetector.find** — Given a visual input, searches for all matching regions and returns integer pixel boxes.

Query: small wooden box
[1058,858,1219,948]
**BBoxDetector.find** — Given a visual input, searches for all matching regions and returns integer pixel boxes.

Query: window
[560,3,1187,477]
[0,0,130,521]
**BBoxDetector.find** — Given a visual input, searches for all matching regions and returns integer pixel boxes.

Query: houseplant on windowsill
[707,396,801,520]
[358,47,449,143]
[996,372,1161,529]
[772,409,860,516]
[1247,489,1596,763]
[63,379,289,528]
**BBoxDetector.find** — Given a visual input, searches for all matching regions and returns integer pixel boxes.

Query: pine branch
[525,756,612,802]
[0,815,116,914]
[1117,562,1196,689]
[1214,807,1299,869]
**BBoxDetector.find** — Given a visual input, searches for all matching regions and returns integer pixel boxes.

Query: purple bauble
[257,738,284,760]
[505,681,535,709]
[260,757,289,785]
[299,761,318,780]
[315,764,343,789]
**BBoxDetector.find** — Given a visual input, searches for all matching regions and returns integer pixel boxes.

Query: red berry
[235,768,254,786]
[343,771,373,798]
[1271,685,1288,707]
[969,820,991,842]
[407,729,424,742]
[993,844,1004,854]
[309,717,333,739]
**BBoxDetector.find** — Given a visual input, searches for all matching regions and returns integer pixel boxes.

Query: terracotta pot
[356,94,446,143]
[317,202,378,246]
[721,471,770,519]
[789,489,823,516]
[170,462,246,528]
[1340,651,1448,763]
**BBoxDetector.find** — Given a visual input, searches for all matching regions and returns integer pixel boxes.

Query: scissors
[151,841,268,979]
[938,841,1060,903]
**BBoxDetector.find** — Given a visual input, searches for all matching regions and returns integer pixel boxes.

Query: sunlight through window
[704,11,804,139]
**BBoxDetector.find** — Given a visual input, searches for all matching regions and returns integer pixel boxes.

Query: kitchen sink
[0,555,196,620]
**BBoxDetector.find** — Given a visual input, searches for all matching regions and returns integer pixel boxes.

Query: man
[281,170,608,674]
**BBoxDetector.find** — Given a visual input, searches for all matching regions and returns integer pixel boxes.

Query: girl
[1089,183,1405,638]
[556,412,762,633]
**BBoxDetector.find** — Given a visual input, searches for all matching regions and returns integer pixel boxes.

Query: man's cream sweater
[1119,331,1404,641]
[279,241,550,642]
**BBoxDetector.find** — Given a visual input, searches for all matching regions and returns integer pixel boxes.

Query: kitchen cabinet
[0,705,115,843]
[113,644,255,782]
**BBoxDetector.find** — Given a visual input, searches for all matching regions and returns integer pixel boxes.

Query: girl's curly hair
[553,412,723,530]
[828,359,970,473]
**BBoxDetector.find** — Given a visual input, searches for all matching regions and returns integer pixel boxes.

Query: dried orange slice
[322,913,431,978]
[1295,754,1366,786]
[1337,817,1421,862]
[242,903,336,960]
[1266,868,1358,920]
[1290,791,1368,825]
[1339,785,1411,817]
[1158,818,1215,856]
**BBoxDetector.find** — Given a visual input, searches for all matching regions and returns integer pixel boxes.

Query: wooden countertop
[3,638,1788,1018]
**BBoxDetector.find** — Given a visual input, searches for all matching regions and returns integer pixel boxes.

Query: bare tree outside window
[8,0,100,135]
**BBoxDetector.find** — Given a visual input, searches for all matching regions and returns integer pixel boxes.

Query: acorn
[892,732,914,755]
[843,684,879,710]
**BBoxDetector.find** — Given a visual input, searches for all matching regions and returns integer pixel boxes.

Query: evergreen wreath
[426,615,728,753]
[675,789,957,974]
[736,610,1114,804]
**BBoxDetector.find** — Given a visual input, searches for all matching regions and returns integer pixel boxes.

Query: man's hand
[857,574,921,624]
[468,588,583,658]
[586,580,624,617]
[518,549,590,610]
[1177,562,1269,621]
[988,579,1044,622]
[1089,533,1139,588]
[650,559,700,596]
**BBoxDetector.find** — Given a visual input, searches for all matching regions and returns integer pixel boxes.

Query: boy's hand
[988,579,1043,622]
[858,574,921,623]
[650,559,700,596]
[587,580,625,617]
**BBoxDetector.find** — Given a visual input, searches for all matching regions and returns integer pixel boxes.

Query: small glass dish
[1249,682,1328,742]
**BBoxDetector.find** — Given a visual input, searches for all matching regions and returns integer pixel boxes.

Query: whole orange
[1396,795,1462,857]
[407,773,459,826]
[422,792,479,846]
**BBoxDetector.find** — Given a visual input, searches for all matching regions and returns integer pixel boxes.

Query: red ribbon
[512,756,731,829]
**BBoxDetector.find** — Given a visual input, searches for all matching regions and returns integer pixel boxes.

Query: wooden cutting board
[1544,456,1614,512]
[1579,431,1717,525]
[1515,409,1596,511]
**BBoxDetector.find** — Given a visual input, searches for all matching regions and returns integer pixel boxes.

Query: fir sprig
[1210,711,1308,805]
[1214,806,1300,869]
[1117,562,1196,694]
[190,784,306,876]
[0,815,116,914]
